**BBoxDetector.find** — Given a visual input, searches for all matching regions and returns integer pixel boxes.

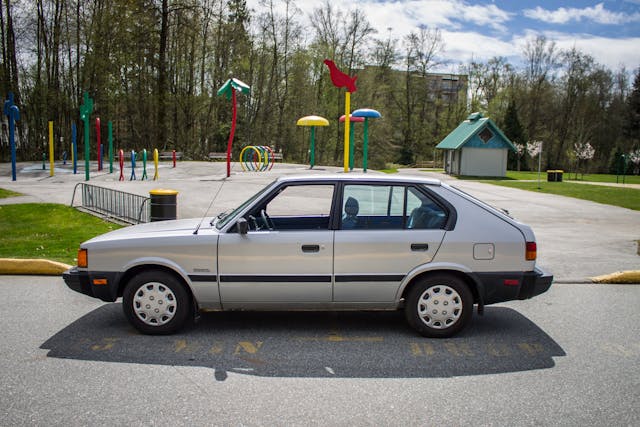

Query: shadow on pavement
[41,304,565,380]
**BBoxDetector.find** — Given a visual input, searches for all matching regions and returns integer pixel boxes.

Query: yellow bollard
[153,148,159,180]
[48,121,54,177]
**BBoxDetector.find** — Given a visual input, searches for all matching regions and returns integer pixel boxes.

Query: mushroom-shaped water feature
[296,115,329,168]
[351,108,382,172]
[339,114,365,171]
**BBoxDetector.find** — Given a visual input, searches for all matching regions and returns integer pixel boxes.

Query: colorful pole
[310,127,316,168]
[48,121,54,177]
[362,119,369,172]
[96,117,102,171]
[226,89,237,178]
[130,150,136,180]
[108,121,114,173]
[72,122,78,174]
[119,149,124,181]
[153,148,159,180]
[79,92,93,181]
[142,149,148,180]
[3,92,20,181]
[172,149,176,168]
[343,91,350,172]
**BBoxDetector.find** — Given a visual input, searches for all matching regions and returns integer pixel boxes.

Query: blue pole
[72,122,78,174]
[4,92,20,181]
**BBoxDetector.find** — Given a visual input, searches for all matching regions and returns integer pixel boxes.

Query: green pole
[362,118,369,172]
[79,92,93,181]
[142,149,148,180]
[108,121,114,173]
[310,127,316,168]
[349,121,356,170]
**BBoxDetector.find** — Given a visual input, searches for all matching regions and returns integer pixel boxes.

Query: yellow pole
[48,121,54,177]
[153,148,159,180]
[343,91,351,172]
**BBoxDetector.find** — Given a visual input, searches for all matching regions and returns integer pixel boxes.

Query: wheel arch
[399,267,484,312]
[117,262,195,305]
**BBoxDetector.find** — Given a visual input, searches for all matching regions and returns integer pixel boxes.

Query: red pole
[119,149,124,181]
[225,89,237,178]
[96,117,102,171]
[172,149,176,168]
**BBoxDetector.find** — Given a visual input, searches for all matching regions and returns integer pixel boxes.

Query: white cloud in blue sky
[249,0,640,73]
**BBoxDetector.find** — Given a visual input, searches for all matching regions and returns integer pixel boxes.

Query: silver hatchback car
[64,174,552,337]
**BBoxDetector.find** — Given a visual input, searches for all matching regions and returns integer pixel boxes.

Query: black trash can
[547,170,563,182]
[149,189,178,221]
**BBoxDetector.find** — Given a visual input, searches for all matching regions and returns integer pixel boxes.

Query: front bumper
[62,267,120,302]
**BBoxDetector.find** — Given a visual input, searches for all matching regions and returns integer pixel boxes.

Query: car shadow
[41,304,565,380]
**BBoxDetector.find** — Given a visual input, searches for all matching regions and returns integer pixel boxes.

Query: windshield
[215,181,276,230]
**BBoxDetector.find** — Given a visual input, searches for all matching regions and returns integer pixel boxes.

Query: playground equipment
[4,92,20,181]
[72,122,78,174]
[324,59,357,172]
[130,150,137,180]
[153,149,160,180]
[339,114,365,171]
[48,121,54,176]
[79,92,94,181]
[296,115,329,168]
[351,108,381,173]
[108,121,114,173]
[239,146,276,171]
[96,117,102,171]
[217,78,251,178]
[119,149,125,181]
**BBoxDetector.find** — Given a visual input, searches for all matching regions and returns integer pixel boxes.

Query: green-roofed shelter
[436,112,516,177]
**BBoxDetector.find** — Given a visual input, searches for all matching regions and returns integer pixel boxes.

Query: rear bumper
[518,266,554,299]
[473,267,554,305]
[62,267,120,302]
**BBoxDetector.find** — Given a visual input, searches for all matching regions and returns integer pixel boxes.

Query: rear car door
[333,184,448,302]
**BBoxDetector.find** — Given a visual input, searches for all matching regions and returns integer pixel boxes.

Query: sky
[248,0,640,74]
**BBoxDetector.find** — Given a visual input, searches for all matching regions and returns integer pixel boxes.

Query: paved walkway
[1,161,639,281]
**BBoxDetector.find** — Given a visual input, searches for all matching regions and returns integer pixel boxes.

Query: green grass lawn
[0,188,21,198]
[0,203,122,265]
[504,170,640,184]
[481,180,640,211]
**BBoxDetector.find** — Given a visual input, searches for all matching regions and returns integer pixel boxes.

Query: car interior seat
[342,196,359,229]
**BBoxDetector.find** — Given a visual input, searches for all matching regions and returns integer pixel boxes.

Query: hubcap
[132,282,177,326]
[417,285,462,329]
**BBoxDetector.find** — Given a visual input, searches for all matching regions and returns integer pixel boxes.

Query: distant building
[436,112,516,177]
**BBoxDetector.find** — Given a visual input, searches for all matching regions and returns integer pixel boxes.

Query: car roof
[274,173,442,186]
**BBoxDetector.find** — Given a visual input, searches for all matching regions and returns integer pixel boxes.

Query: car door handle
[411,243,429,251]
[301,244,320,253]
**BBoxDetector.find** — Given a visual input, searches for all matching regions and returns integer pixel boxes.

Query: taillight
[77,249,88,268]
[525,242,537,261]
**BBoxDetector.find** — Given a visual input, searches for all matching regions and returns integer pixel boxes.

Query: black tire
[122,270,191,335]
[405,274,473,338]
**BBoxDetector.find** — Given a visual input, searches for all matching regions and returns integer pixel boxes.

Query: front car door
[217,182,336,307]
[334,183,448,303]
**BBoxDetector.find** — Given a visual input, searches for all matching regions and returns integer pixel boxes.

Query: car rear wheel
[122,270,191,335]
[405,274,473,338]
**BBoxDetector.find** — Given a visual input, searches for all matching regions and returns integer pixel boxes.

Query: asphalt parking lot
[1,275,639,425]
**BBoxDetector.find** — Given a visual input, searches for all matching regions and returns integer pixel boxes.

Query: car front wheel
[405,274,473,338]
[122,270,191,335]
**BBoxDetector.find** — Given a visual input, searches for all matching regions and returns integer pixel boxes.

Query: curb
[0,258,71,276]
[591,271,640,285]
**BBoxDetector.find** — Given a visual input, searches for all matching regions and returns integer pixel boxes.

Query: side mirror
[237,217,248,235]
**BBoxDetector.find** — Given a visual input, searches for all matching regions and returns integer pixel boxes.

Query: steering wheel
[260,209,274,230]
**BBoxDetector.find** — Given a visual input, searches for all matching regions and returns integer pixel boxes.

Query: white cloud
[523,2,640,25]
